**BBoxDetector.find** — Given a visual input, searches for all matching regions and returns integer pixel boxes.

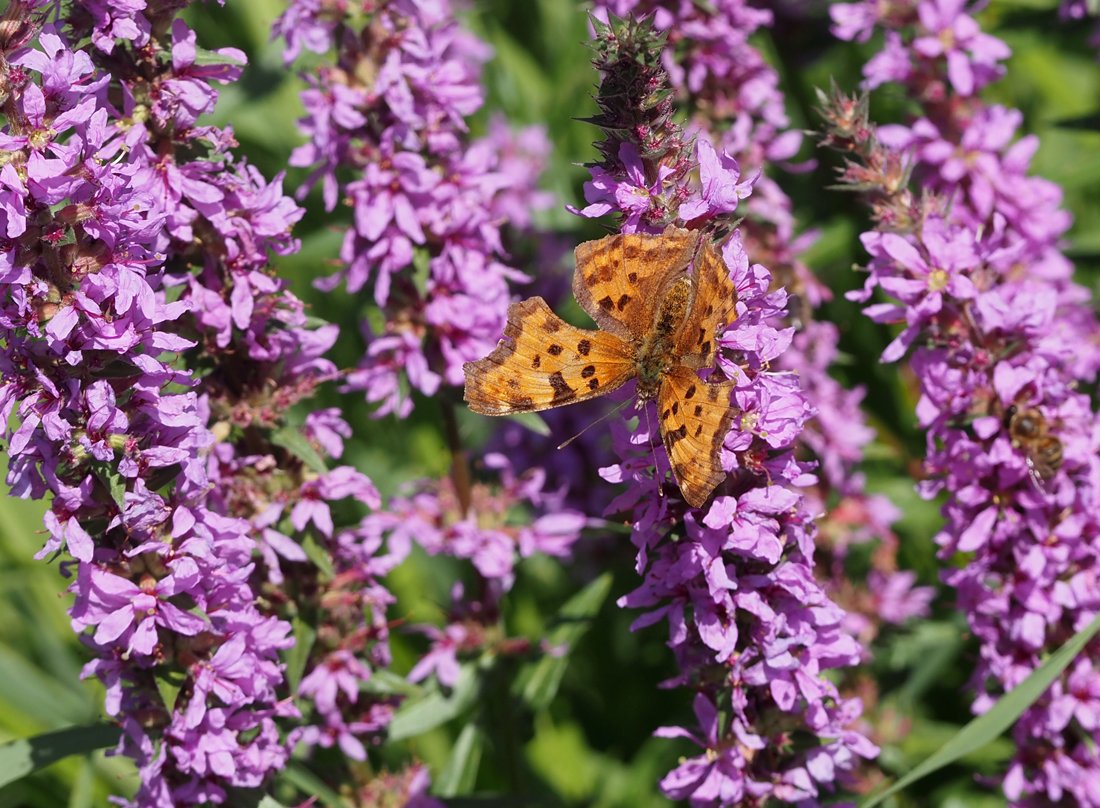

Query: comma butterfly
[463,228,739,508]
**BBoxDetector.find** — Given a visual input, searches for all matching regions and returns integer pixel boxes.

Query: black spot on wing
[548,344,563,356]
[577,339,591,355]
[549,371,575,403]
[581,365,596,378]
[665,424,688,444]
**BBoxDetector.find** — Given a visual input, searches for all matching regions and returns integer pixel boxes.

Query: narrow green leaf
[435,722,485,797]
[280,763,345,808]
[0,724,121,788]
[270,426,328,474]
[388,664,479,741]
[412,246,432,295]
[258,797,291,808]
[153,666,188,713]
[504,412,552,437]
[285,615,317,694]
[862,611,1100,807]
[362,668,422,697]
[193,44,247,68]
[300,532,334,579]
[93,464,127,510]
[518,573,612,711]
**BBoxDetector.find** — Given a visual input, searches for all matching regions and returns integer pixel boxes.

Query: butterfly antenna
[642,402,664,499]
[557,397,633,450]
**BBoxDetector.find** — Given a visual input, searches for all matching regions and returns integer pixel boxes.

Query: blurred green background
[2,1,1098,806]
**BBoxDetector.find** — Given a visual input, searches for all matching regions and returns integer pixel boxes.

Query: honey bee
[1006,405,1063,483]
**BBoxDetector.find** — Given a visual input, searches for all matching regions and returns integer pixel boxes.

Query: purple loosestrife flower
[601,231,878,806]
[362,454,586,589]
[571,141,680,233]
[909,0,1011,95]
[356,763,447,808]
[572,15,694,231]
[819,44,1100,798]
[591,10,915,762]
[575,20,879,800]
[276,0,550,417]
[589,0,804,245]
[0,5,392,805]
[778,322,933,648]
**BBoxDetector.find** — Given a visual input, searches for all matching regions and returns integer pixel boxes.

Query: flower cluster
[364,453,585,590]
[361,453,586,690]
[274,0,590,787]
[589,0,929,694]
[603,231,878,805]
[0,6,312,806]
[825,2,1100,801]
[0,1,431,804]
[777,322,933,647]
[275,0,551,418]
[588,0,823,305]
[568,16,877,804]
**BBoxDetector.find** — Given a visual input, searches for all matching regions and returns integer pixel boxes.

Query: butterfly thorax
[634,275,692,402]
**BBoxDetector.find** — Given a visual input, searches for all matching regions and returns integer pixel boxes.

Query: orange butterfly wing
[463,297,635,415]
[657,365,738,508]
[674,240,738,369]
[573,230,702,341]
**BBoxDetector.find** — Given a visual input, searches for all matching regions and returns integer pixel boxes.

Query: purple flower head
[679,139,755,223]
[155,20,246,129]
[820,44,1100,799]
[911,0,1011,95]
[571,142,678,233]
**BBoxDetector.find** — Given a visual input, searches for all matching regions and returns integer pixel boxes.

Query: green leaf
[412,246,432,295]
[92,464,127,510]
[362,668,422,697]
[258,797,291,808]
[280,763,345,808]
[300,532,334,579]
[518,573,612,711]
[0,724,121,788]
[388,663,479,741]
[193,44,247,68]
[862,610,1100,807]
[435,722,485,797]
[270,425,328,474]
[285,615,317,694]
[153,666,188,713]
[503,412,552,437]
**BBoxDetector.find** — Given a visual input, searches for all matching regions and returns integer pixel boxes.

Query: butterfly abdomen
[635,275,692,400]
